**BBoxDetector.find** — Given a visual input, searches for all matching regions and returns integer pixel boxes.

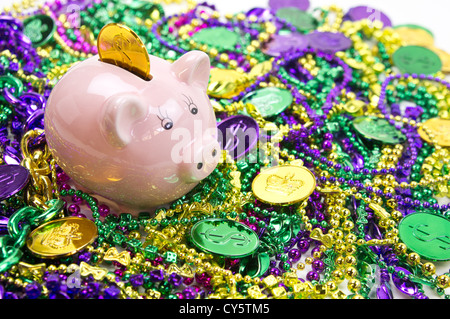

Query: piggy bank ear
[171,50,210,90]
[102,95,147,148]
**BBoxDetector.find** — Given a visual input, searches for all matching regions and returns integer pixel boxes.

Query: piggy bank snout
[180,138,220,183]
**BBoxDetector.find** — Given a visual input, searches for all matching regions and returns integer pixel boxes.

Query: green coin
[352,116,406,145]
[393,45,442,75]
[276,7,318,33]
[192,27,239,51]
[399,212,450,261]
[23,14,56,47]
[190,219,259,258]
[241,87,293,118]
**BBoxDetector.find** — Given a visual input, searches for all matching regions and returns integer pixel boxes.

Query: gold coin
[252,165,316,205]
[97,23,151,80]
[418,118,450,147]
[395,27,434,47]
[428,46,450,73]
[26,217,98,258]
[207,68,247,99]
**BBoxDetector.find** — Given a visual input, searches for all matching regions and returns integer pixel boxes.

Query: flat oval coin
[191,27,239,51]
[347,6,392,27]
[97,23,151,80]
[242,87,293,118]
[393,45,442,75]
[395,24,433,36]
[23,14,56,47]
[217,115,259,160]
[190,219,259,258]
[394,26,434,47]
[262,33,309,57]
[207,68,246,99]
[0,165,30,201]
[418,118,450,147]
[276,7,317,33]
[252,165,316,205]
[399,212,450,261]
[353,116,406,145]
[429,47,450,73]
[27,217,98,258]
[307,31,352,53]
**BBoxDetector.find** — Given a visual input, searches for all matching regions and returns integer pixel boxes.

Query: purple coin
[0,165,30,201]
[269,0,310,12]
[262,33,309,57]
[307,31,352,53]
[347,5,392,27]
[217,115,259,160]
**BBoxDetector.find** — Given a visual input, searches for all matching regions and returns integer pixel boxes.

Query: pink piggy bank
[45,50,220,214]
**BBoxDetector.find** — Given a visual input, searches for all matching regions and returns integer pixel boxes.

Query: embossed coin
[353,116,407,145]
[418,118,450,147]
[192,27,239,51]
[428,47,450,73]
[347,6,392,27]
[307,31,352,53]
[275,7,317,33]
[394,25,434,47]
[23,14,56,47]
[252,165,316,205]
[27,217,98,258]
[97,23,151,80]
[0,165,30,201]
[262,33,309,57]
[393,45,442,75]
[217,115,259,160]
[399,212,450,261]
[190,219,259,258]
[207,68,247,99]
[242,87,293,118]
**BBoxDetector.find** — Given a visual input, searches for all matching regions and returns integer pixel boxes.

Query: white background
[1,0,450,299]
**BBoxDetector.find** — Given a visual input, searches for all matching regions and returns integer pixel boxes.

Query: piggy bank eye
[183,95,198,115]
[190,106,198,115]
[161,118,173,130]
[157,107,173,130]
